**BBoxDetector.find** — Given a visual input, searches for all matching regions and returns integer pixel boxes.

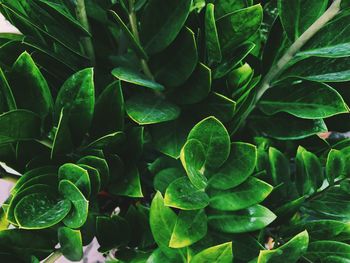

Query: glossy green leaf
[209,177,273,211]
[85,132,124,150]
[59,180,89,229]
[190,242,233,263]
[216,4,263,54]
[188,116,230,169]
[150,27,198,87]
[180,139,207,189]
[77,155,109,189]
[305,241,350,261]
[0,67,16,110]
[14,192,71,229]
[9,52,53,118]
[268,147,290,186]
[112,67,164,91]
[209,142,257,190]
[109,166,143,198]
[140,0,191,54]
[205,4,221,64]
[326,149,345,185]
[258,231,309,263]
[164,177,210,210]
[208,205,276,233]
[126,93,180,125]
[154,167,184,194]
[259,81,348,119]
[16,174,57,193]
[278,0,327,41]
[0,110,41,144]
[54,68,94,141]
[169,209,207,248]
[58,227,83,262]
[51,108,73,158]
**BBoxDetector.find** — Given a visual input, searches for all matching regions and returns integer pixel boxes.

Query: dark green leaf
[215,0,253,19]
[51,108,73,158]
[154,167,184,194]
[305,241,350,261]
[109,166,143,198]
[326,149,345,185]
[0,67,16,110]
[77,155,109,189]
[58,227,83,262]
[205,4,221,64]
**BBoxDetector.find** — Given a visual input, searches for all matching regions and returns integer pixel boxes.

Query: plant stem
[76,0,96,65]
[255,0,342,103]
[43,250,62,263]
[128,0,154,80]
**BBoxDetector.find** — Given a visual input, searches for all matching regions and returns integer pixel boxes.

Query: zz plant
[0,0,350,262]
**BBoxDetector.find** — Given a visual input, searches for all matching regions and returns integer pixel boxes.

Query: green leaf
[96,215,130,252]
[208,177,273,211]
[126,93,180,125]
[58,163,91,198]
[51,108,73,158]
[109,166,143,198]
[326,149,345,185]
[154,167,184,194]
[140,0,191,54]
[249,114,328,140]
[305,241,350,261]
[54,68,94,141]
[0,67,16,110]
[164,177,210,210]
[258,231,309,263]
[150,192,186,260]
[58,227,83,262]
[85,132,125,150]
[150,27,198,87]
[190,242,233,263]
[298,10,350,58]
[109,10,147,60]
[180,139,207,189]
[14,192,71,229]
[77,155,109,189]
[9,52,53,118]
[59,180,89,229]
[268,147,290,186]
[216,4,263,55]
[215,0,252,19]
[112,67,164,91]
[324,256,350,263]
[78,164,101,196]
[0,109,41,144]
[209,142,257,190]
[278,0,327,41]
[205,4,222,64]
[91,80,124,138]
[169,209,207,248]
[259,81,348,119]
[188,116,230,169]
[208,205,276,233]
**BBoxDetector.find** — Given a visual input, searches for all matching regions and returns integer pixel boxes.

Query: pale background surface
[0,15,105,263]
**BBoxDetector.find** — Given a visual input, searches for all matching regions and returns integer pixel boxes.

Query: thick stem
[76,0,96,65]
[255,0,342,102]
[128,0,154,80]
[43,250,62,263]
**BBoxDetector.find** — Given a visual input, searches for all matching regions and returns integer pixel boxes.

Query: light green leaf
[169,209,207,248]
[190,242,233,263]
[154,167,184,194]
[209,142,257,190]
[205,4,221,64]
[164,177,210,210]
[326,149,345,185]
[58,227,83,262]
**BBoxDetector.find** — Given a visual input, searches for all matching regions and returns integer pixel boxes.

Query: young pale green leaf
[205,4,221,64]
[216,4,262,55]
[258,231,309,263]
[326,149,346,185]
[91,81,124,138]
[112,67,164,91]
[259,81,348,119]
[126,93,180,125]
[209,142,257,190]
[109,166,143,198]
[51,108,73,158]
[150,27,198,87]
[58,227,83,262]
[215,0,253,19]
[190,242,233,263]
[164,177,210,210]
[277,0,328,41]
[9,52,53,118]
[140,0,191,54]
[77,155,109,189]
[208,205,276,233]
[180,139,207,189]
[54,68,94,141]
[59,180,89,229]
[58,163,91,198]
[208,177,273,211]
[188,116,230,169]
[169,209,207,248]
[305,241,350,261]
[154,167,184,194]
[14,192,71,229]
[0,110,41,145]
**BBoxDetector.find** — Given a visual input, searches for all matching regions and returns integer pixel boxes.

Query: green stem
[128,0,154,80]
[76,0,96,65]
[43,250,62,263]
